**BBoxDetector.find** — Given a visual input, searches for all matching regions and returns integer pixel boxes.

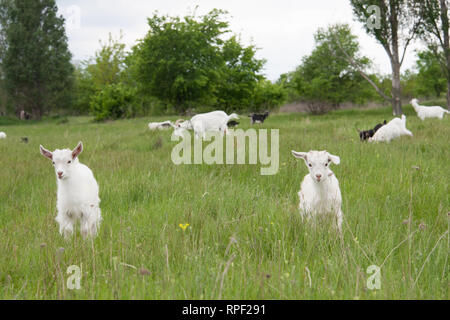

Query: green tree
[73,33,128,114]
[72,64,96,114]
[134,9,229,113]
[251,79,286,112]
[415,49,447,97]
[0,0,73,119]
[350,0,423,115]
[277,72,302,103]
[283,24,377,113]
[416,0,450,109]
[401,69,419,99]
[87,33,127,89]
[214,36,265,112]
[90,83,136,122]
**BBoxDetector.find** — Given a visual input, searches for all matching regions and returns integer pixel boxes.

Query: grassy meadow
[0,106,448,299]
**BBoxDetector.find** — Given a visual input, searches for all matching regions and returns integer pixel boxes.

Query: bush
[90,84,136,121]
[250,80,286,112]
[306,101,335,114]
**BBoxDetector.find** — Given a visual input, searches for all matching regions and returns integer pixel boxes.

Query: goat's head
[40,142,83,180]
[175,119,185,127]
[172,119,191,137]
[358,129,372,141]
[292,150,340,183]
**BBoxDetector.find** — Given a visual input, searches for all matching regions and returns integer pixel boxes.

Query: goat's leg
[221,125,229,136]
[88,206,102,237]
[336,209,343,233]
[56,212,74,239]
[81,206,101,238]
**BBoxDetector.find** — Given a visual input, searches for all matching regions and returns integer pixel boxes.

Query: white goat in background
[40,142,102,238]
[411,99,449,120]
[292,150,343,232]
[173,111,239,139]
[369,115,413,143]
[148,120,174,131]
[0,132,6,139]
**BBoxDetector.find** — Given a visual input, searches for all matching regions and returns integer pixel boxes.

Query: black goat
[227,120,239,127]
[357,120,387,141]
[249,112,269,124]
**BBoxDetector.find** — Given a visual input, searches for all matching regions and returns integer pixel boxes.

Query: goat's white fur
[369,115,413,143]
[174,111,239,139]
[411,98,449,120]
[0,132,6,139]
[292,150,343,231]
[40,142,102,238]
[148,120,174,131]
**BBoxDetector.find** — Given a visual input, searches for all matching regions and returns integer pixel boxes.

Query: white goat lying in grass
[292,150,343,232]
[148,120,173,131]
[0,132,6,139]
[411,98,449,120]
[40,142,102,238]
[174,111,239,139]
[369,115,413,143]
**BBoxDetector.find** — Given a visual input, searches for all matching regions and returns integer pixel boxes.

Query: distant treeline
[0,0,448,120]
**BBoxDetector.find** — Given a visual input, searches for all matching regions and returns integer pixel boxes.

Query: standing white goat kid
[369,115,413,143]
[0,132,6,139]
[292,150,343,231]
[40,142,102,238]
[174,111,239,139]
[411,98,449,120]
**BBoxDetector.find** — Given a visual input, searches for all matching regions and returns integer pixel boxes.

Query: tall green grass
[0,106,448,299]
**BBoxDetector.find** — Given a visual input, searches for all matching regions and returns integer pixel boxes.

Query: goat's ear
[72,141,83,159]
[327,153,340,165]
[292,150,307,161]
[40,145,53,160]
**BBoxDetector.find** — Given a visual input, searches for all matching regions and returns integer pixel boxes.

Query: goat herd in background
[357,99,449,142]
[0,98,447,238]
[147,111,270,137]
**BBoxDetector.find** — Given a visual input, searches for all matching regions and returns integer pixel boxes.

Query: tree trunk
[391,60,403,115]
[440,0,450,110]
[447,78,450,110]
[389,1,403,116]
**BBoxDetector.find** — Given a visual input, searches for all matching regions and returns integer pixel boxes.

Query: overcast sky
[56,0,424,81]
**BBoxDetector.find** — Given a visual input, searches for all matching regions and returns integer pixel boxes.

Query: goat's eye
[325,163,328,167]
[52,162,55,165]
[308,163,312,168]
[67,160,71,164]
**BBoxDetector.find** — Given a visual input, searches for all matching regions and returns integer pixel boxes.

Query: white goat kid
[369,115,413,143]
[292,150,343,232]
[411,98,449,120]
[174,111,239,139]
[148,120,173,131]
[0,132,6,139]
[40,142,102,238]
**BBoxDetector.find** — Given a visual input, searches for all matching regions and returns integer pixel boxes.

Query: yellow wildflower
[179,223,190,231]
